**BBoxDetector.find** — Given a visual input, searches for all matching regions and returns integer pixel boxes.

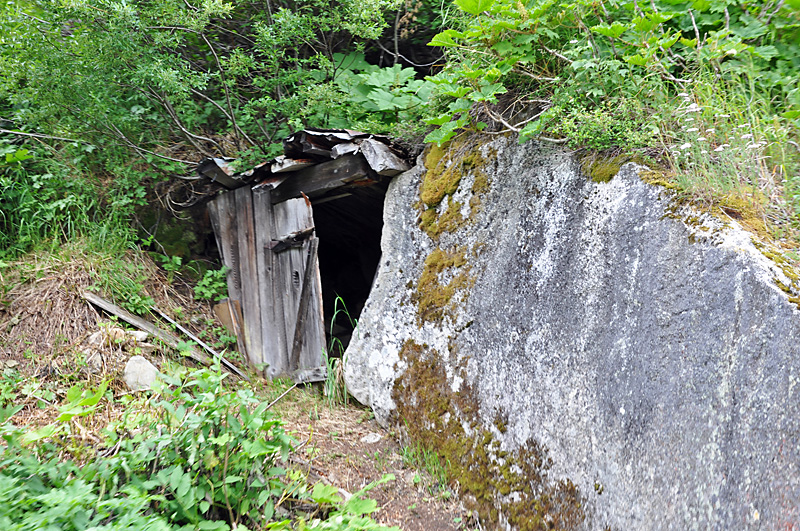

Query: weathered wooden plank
[208,192,242,306]
[289,237,319,371]
[253,187,289,378]
[81,291,212,370]
[270,155,371,204]
[234,186,263,367]
[273,199,325,373]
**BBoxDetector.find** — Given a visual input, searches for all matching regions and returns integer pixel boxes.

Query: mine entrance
[312,182,388,357]
[200,129,408,382]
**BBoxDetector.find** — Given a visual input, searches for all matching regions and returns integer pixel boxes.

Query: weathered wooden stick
[81,291,246,380]
[151,306,250,381]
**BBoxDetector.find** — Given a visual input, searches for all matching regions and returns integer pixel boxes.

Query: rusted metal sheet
[271,155,316,174]
[330,142,360,158]
[198,157,267,189]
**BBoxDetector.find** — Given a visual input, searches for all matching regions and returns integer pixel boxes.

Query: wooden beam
[253,187,289,378]
[270,155,371,204]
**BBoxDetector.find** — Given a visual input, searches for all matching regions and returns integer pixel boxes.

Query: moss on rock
[417,136,494,240]
[393,340,585,530]
[413,246,471,324]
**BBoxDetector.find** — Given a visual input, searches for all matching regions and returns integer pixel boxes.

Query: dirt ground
[272,386,475,531]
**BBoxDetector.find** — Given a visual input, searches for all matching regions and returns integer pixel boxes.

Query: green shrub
[0,366,398,530]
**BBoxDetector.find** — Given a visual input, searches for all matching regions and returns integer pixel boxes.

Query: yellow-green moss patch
[639,168,680,190]
[413,246,472,324]
[419,197,466,239]
[417,136,494,239]
[393,340,586,530]
[419,137,494,208]
[580,152,651,183]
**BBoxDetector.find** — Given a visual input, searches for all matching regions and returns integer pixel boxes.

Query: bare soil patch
[272,387,472,531]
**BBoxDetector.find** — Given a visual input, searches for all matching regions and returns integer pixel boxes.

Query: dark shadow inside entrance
[311,182,389,356]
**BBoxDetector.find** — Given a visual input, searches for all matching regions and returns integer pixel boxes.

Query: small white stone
[360,432,382,444]
[126,330,150,342]
[123,355,160,391]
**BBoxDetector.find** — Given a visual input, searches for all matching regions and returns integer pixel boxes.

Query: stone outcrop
[344,135,800,529]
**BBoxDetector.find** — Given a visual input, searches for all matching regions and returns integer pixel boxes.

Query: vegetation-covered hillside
[0,0,798,529]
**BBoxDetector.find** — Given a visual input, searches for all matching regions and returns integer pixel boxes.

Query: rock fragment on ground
[123,355,160,391]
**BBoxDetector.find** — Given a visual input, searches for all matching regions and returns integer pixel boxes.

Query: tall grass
[663,67,800,239]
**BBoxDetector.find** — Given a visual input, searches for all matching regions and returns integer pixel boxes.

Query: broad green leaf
[425,114,453,126]
[470,83,507,103]
[425,121,460,145]
[20,423,59,444]
[311,483,343,504]
[343,496,378,516]
[78,380,108,407]
[169,466,183,492]
[0,404,23,423]
[659,32,681,49]
[429,29,462,47]
[209,432,232,446]
[197,520,230,530]
[624,54,648,66]
[455,0,494,15]
[492,40,515,55]
[4,149,34,163]
[592,22,628,39]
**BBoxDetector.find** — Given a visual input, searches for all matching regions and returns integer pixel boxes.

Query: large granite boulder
[344,135,800,530]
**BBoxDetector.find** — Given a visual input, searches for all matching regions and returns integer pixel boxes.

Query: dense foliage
[0,367,397,531]
[426,0,799,143]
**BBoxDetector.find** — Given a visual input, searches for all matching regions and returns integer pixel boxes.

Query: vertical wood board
[234,186,263,366]
[273,199,326,372]
[208,192,243,305]
[253,187,289,377]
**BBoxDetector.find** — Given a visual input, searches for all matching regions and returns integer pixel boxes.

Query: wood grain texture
[253,187,289,377]
[234,186,263,366]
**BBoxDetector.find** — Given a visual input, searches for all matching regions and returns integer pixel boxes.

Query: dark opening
[311,182,389,356]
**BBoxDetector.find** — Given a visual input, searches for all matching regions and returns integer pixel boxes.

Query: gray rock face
[344,136,800,530]
[123,355,160,391]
